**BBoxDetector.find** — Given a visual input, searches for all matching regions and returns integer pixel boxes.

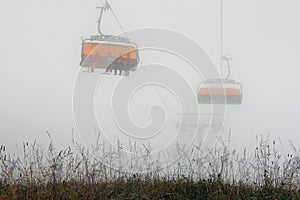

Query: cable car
[197,1,243,105]
[197,56,243,105]
[198,79,243,104]
[80,1,139,75]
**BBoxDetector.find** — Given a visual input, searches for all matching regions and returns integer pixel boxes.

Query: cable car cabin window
[199,88,241,96]
[80,41,139,70]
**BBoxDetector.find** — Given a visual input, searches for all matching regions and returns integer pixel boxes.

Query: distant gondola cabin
[197,79,243,104]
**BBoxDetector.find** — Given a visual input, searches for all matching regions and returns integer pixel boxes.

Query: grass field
[0,134,299,199]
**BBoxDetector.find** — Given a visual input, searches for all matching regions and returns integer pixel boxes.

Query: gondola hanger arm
[96,0,111,36]
[222,54,232,80]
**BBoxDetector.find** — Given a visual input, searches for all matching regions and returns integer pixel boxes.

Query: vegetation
[0,133,299,199]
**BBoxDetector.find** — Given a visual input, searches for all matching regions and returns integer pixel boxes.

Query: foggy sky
[0,0,300,153]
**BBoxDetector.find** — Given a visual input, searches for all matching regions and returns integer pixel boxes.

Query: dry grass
[0,133,299,199]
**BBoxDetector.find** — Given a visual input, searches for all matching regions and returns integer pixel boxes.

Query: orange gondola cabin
[197,79,243,104]
[80,1,139,75]
[80,35,139,74]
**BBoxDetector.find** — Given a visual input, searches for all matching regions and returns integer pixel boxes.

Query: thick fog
[0,0,300,155]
